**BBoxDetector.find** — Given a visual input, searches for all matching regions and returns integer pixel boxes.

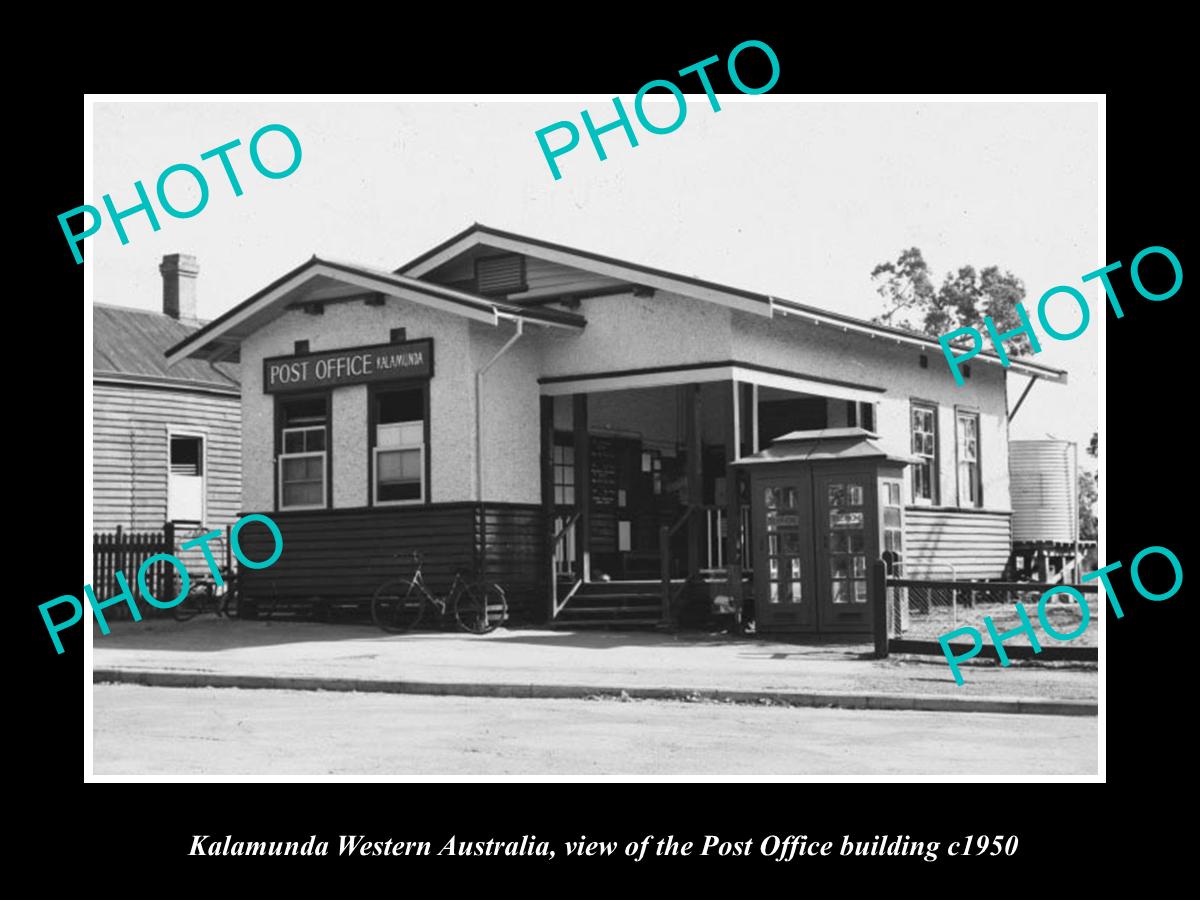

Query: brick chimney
[160,253,199,321]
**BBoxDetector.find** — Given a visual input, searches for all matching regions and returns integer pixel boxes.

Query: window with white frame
[278,397,327,510]
[167,434,204,523]
[956,410,982,507]
[374,389,425,504]
[552,435,575,506]
[910,402,938,504]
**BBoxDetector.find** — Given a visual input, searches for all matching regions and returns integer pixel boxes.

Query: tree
[871,249,1032,354]
[1078,431,1098,540]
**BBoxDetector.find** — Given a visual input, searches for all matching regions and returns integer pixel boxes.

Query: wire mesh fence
[885,578,1099,648]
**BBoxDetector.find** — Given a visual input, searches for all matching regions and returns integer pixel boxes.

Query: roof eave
[165,255,585,365]
[394,225,1070,382]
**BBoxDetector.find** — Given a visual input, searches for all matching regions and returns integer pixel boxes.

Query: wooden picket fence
[91,524,176,620]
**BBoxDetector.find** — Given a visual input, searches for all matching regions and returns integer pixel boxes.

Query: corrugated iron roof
[93,304,239,392]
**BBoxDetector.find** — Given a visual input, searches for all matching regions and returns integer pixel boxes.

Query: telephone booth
[733,428,912,635]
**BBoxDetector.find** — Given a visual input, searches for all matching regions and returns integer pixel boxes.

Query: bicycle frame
[373,550,506,635]
[409,561,469,616]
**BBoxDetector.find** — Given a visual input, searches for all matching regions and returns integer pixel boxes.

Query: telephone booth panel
[814,467,877,633]
[751,475,816,630]
[736,429,912,636]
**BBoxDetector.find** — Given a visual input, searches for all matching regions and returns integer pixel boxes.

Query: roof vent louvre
[475,254,526,296]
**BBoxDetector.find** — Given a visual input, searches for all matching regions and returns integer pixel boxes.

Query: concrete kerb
[92,668,1096,717]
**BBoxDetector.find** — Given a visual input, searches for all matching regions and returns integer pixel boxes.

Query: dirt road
[93,685,1096,776]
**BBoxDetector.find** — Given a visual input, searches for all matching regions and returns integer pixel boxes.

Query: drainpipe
[475,315,525,503]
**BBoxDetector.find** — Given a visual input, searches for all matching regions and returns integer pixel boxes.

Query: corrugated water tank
[1009,440,1077,542]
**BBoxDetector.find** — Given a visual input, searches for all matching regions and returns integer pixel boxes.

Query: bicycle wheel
[454,582,507,634]
[372,579,425,633]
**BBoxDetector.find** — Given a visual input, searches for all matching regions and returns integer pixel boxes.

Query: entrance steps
[552,579,673,628]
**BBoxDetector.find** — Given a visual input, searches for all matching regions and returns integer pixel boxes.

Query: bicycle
[371,551,507,635]
[173,567,239,621]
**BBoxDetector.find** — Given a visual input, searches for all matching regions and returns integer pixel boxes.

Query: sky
[92,98,1099,463]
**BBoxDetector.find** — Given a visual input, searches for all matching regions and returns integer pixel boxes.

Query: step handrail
[553,577,584,618]
[550,511,583,620]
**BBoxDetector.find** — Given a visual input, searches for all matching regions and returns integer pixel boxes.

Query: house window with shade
[168,434,204,523]
[278,396,328,510]
[373,387,426,505]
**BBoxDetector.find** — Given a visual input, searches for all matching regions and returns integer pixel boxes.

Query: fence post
[872,558,889,658]
[115,524,124,591]
[659,525,671,625]
[163,522,175,603]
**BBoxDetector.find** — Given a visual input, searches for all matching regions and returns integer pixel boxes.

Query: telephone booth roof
[733,427,920,467]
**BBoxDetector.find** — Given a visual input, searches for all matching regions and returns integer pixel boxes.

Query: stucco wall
[732,311,1011,511]
[538,290,733,377]
[470,321,543,506]
[240,297,477,512]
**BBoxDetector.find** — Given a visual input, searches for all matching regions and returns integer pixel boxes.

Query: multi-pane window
[279,397,327,510]
[956,411,982,507]
[374,389,425,504]
[882,480,904,575]
[553,437,575,506]
[910,403,938,503]
[828,482,867,604]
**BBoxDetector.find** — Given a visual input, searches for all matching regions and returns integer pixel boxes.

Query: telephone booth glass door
[815,472,875,632]
[753,477,815,630]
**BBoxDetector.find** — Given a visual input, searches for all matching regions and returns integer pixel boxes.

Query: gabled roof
[165,255,586,366]
[94,304,239,394]
[398,223,1068,383]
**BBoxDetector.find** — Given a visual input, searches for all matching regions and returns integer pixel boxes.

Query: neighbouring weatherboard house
[93,254,242,581]
[163,225,1068,633]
